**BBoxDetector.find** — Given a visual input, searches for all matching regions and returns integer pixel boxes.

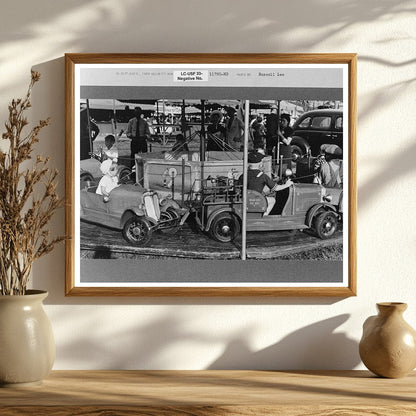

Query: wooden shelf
[1,370,415,415]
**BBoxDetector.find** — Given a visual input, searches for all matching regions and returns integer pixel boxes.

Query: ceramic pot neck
[377,302,407,316]
[0,290,48,304]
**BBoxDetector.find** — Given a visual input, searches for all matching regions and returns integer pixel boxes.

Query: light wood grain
[1,370,415,415]
[65,54,76,296]
[65,53,357,297]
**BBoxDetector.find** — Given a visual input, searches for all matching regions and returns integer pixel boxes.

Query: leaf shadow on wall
[207,314,360,370]
[0,0,414,96]
[53,309,217,369]
[53,308,359,370]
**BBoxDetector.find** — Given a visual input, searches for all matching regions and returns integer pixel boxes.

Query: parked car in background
[290,109,343,161]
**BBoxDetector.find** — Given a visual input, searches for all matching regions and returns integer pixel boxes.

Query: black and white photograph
[66,54,356,296]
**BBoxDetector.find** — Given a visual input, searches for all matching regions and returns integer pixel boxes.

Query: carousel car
[187,172,343,243]
[80,183,189,245]
[290,109,343,161]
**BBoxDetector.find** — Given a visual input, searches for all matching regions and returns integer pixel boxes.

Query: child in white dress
[96,159,119,202]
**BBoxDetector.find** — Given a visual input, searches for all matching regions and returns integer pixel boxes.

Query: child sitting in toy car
[96,159,120,202]
[238,152,293,215]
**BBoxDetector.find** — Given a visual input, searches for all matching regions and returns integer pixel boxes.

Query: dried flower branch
[0,71,65,295]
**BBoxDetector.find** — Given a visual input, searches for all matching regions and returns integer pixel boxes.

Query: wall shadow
[207,314,360,370]
[0,0,414,96]
[53,311,359,370]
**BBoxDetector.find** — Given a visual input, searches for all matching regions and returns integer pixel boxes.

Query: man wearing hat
[239,152,293,215]
[314,144,343,188]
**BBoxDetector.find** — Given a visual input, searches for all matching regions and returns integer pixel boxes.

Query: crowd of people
[81,103,343,205]
[80,103,296,160]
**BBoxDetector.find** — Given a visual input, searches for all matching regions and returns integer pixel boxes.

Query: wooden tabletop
[1,370,415,415]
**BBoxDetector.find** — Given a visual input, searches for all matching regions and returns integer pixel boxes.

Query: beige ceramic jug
[359,302,416,378]
[0,290,55,386]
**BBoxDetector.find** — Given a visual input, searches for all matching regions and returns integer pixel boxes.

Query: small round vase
[0,290,55,387]
[359,302,416,378]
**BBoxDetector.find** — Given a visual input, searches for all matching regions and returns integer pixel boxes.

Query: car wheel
[118,166,133,184]
[209,213,240,243]
[122,216,152,245]
[80,172,94,189]
[159,207,181,235]
[314,211,338,239]
[291,145,303,162]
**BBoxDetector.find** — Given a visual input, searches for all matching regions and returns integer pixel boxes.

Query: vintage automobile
[290,109,343,161]
[187,174,342,243]
[80,182,189,245]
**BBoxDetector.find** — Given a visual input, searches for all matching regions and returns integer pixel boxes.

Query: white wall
[1,0,415,370]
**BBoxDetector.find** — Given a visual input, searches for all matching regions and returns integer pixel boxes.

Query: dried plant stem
[0,71,65,295]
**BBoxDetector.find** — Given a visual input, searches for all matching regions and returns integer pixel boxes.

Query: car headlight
[160,198,168,207]
[320,187,332,202]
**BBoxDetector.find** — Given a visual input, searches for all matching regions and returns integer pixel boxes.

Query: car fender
[121,207,151,228]
[205,208,241,232]
[291,135,310,154]
[160,198,180,212]
[306,203,337,227]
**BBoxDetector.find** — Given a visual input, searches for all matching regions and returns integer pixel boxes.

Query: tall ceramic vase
[359,302,416,378]
[0,290,55,387]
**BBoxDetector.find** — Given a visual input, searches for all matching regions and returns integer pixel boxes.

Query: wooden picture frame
[65,53,356,296]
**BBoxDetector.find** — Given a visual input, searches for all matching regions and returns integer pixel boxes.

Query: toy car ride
[187,172,342,243]
[80,183,189,245]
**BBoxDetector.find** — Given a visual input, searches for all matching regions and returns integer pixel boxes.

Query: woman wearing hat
[207,110,227,151]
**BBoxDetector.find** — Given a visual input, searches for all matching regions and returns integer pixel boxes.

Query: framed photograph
[65,53,356,296]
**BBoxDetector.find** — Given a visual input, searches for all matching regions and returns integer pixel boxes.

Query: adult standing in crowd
[226,108,245,151]
[80,103,100,160]
[126,106,151,164]
[250,115,266,150]
[278,113,294,172]
[207,110,227,151]
[265,105,279,157]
